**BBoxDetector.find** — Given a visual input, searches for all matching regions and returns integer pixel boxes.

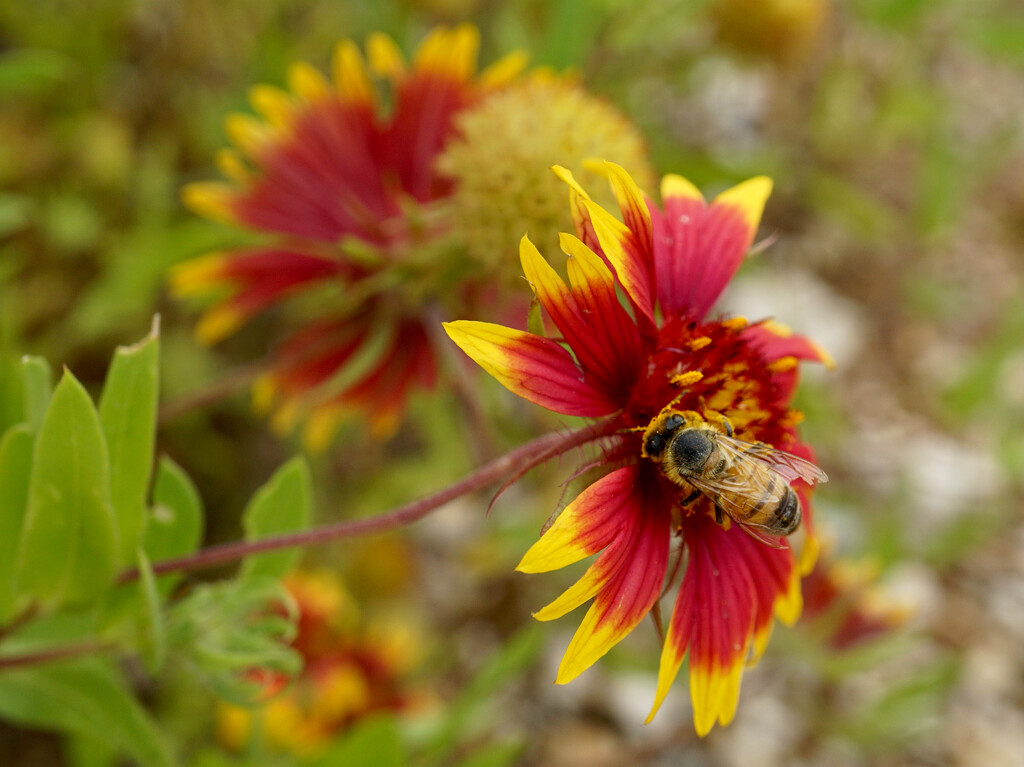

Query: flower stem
[120,418,614,583]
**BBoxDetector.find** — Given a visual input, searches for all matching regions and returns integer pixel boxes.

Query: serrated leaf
[0,424,33,622]
[145,457,203,597]
[135,549,167,674]
[99,318,160,566]
[308,715,403,767]
[14,370,118,608]
[167,576,301,705]
[0,656,174,767]
[20,355,52,433]
[240,456,312,580]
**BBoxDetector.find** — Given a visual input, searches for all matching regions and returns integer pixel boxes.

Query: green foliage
[99,317,160,565]
[135,550,168,675]
[166,576,302,705]
[308,716,403,767]
[0,657,174,767]
[145,458,204,597]
[240,457,313,580]
[0,425,33,622]
[20,355,52,433]
[14,369,119,609]
[0,322,306,765]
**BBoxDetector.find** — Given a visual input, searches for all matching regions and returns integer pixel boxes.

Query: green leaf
[135,549,167,674]
[308,716,403,767]
[0,657,174,767]
[240,456,312,580]
[99,318,160,565]
[145,457,204,597]
[0,349,24,435]
[14,369,118,609]
[20,355,52,433]
[0,424,33,622]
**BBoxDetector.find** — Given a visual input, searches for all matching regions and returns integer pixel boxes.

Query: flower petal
[443,321,619,417]
[518,465,641,574]
[595,161,657,315]
[653,175,773,321]
[170,248,347,343]
[519,236,633,403]
[743,320,835,369]
[649,514,800,735]
[553,478,671,683]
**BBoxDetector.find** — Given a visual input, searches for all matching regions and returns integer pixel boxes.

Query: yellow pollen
[670,370,704,387]
[721,316,749,331]
[687,336,712,351]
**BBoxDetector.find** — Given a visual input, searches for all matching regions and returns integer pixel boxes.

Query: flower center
[624,316,797,449]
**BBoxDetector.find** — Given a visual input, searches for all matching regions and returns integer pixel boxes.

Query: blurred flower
[172,25,651,448]
[710,0,829,65]
[217,569,417,756]
[802,551,911,650]
[172,24,526,446]
[438,72,653,272]
[445,162,831,735]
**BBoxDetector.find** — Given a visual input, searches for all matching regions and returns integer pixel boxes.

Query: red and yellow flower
[445,162,832,735]
[171,25,527,446]
[802,551,911,650]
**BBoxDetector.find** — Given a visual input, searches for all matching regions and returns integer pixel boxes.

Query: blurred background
[2,0,1024,765]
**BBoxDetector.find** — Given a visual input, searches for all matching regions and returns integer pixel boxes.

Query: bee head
[643,414,686,460]
[670,429,714,473]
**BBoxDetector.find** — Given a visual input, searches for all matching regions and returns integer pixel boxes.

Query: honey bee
[641,409,827,545]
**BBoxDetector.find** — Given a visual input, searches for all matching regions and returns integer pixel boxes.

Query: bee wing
[685,474,788,549]
[716,435,828,485]
[683,473,773,521]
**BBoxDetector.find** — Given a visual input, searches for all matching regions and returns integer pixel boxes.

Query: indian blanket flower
[171,24,651,448]
[444,162,832,735]
[172,24,527,446]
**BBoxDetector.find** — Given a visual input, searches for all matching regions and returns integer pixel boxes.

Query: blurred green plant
[0,319,314,767]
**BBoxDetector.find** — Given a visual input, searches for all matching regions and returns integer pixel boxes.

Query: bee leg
[714,505,725,525]
[704,411,734,436]
[680,489,701,506]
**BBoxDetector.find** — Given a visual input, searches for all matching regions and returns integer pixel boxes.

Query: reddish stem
[119,418,615,584]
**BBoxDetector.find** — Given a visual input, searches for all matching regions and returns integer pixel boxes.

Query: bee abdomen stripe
[748,474,776,516]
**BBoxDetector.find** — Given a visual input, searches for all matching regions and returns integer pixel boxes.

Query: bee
[641,409,827,545]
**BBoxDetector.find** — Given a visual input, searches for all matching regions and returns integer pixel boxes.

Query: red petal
[443,321,620,417]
